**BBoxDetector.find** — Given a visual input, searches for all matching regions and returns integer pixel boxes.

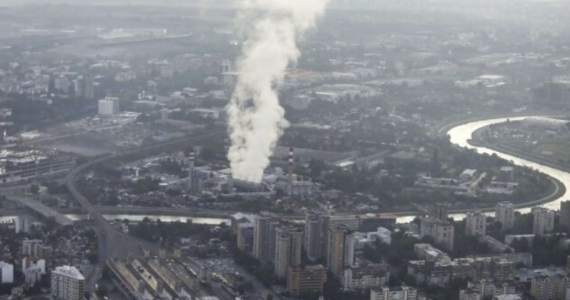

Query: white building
[459,289,481,300]
[532,207,555,236]
[476,75,506,87]
[414,243,450,262]
[98,97,120,116]
[367,227,392,245]
[493,295,521,300]
[24,265,42,286]
[342,264,389,291]
[465,211,487,236]
[370,286,417,300]
[495,202,515,231]
[22,239,43,257]
[460,169,478,181]
[0,262,13,283]
[51,266,85,300]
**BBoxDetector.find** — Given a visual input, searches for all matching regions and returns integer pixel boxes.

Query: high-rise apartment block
[465,211,487,236]
[253,215,280,263]
[304,211,327,262]
[327,224,355,277]
[51,266,85,300]
[560,201,570,230]
[84,75,94,99]
[495,202,515,231]
[304,212,358,262]
[274,226,303,279]
[532,207,555,236]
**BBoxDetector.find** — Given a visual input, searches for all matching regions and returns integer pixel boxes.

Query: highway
[7,196,74,226]
[64,130,225,294]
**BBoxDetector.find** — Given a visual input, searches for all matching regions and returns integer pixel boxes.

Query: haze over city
[0,1,570,300]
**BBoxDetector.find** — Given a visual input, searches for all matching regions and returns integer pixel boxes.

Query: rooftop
[53,265,84,280]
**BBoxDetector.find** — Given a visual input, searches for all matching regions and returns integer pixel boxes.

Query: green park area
[530,142,570,163]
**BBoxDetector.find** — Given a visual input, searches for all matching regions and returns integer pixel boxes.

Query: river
[2,116,564,226]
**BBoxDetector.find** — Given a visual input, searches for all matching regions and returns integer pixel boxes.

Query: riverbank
[435,111,564,135]
[42,114,566,225]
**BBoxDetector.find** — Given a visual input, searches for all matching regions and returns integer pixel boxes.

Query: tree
[30,184,39,195]
[267,294,273,300]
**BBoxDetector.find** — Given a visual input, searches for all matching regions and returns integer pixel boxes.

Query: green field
[531,142,570,162]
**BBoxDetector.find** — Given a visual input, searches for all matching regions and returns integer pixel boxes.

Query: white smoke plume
[227,0,330,183]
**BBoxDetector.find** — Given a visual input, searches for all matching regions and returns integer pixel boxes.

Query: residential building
[420,217,454,250]
[358,213,397,231]
[370,286,418,300]
[84,75,94,99]
[74,76,84,98]
[532,207,555,236]
[327,214,360,231]
[98,97,120,116]
[230,213,257,234]
[408,257,516,286]
[428,203,448,220]
[465,211,487,236]
[414,243,450,262]
[22,239,43,257]
[560,201,570,230]
[531,273,569,300]
[0,262,13,283]
[327,224,355,277]
[495,202,515,231]
[467,279,516,298]
[274,226,303,279]
[22,258,46,274]
[236,223,254,254]
[287,265,327,295]
[54,77,71,93]
[319,214,359,264]
[253,215,280,263]
[459,289,481,300]
[51,265,85,300]
[479,235,514,253]
[24,265,42,286]
[354,227,392,250]
[493,295,521,300]
[304,211,327,261]
[342,264,389,291]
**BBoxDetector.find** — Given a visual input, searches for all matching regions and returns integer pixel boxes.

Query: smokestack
[288,147,294,186]
[188,149,195,190]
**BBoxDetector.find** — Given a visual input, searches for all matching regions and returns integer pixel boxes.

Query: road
[7,196,74,226]
[64,130,225,293]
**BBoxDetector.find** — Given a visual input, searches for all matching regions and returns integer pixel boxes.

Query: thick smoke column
[227,0,329,183]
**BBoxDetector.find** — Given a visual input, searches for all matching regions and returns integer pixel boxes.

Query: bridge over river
[6,196,74,226]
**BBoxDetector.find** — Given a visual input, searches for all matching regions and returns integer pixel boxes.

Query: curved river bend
[1,116,564,226]
[437,116,568,221]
